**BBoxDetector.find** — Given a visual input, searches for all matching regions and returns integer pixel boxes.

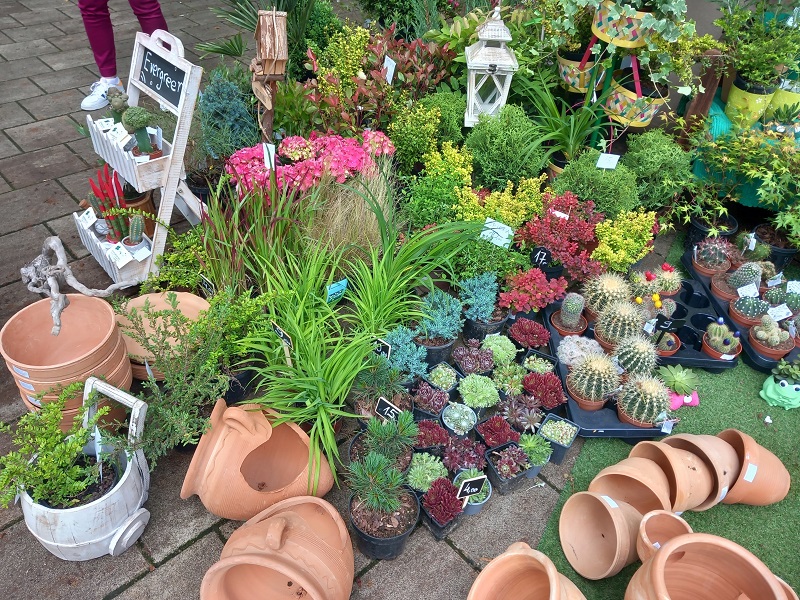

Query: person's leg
[78,0,116,78]
[128,0,168,35]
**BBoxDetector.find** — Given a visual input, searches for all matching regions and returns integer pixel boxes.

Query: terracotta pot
[588,457,672,514]
[655,335,681,357]
[710,274,738,302]
[566,378,607,412]
[625,533,786,600]
[691,257,730,278]
[0,295,119,382]
[180,400,335,520]
[468,541,587,600]
[125,190,157,237]
[617,406,655,429]
[130,359,165,381]
[777,577,799,600]
[748,330,794,361]
[628,441,714,513]
[701,333,741,361]
[593,328,616,352]
[585,306,599,323]
[662,434,741,510]
[728,302,765,330]
[559,491,643,580]
[635,510,693,563]
[716,429,791,506]
[658,287,681,298]
[550,311,588,337]
[201,497,354,600]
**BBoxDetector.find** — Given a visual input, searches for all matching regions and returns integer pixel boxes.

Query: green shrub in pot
[620,129,691,210]
[407,452,448,494]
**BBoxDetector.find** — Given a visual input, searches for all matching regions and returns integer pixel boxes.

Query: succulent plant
[583,273,632,314]
[522,371,565,410]
[422,477,463,525]
[490,444,530,479]
[442,436,487,471]
[407,452,449,493]
[454,468,490,504]
[492,362,527,395]
[414,382,449,415]
[731,296,770,319]
[427,363,458,391]
[656,268,682,294]
[785,293,800,313]
[498,394,543,432]
[518,433,552,466]
[771,358,800,385]
[121,106,155,153]
[539,418,578,446]
[364,411,418,462]
[476,415,520,447]
[695,237,733,268]
[556,335,604,368]
[459,273,499,323]
[459,373,500,409]
[508,318,551,349]
[385,325,428,379]
[415,420,450,448]
[763,287,787,305]
[753,315,791,348]
[733,231,771,261]
[657,364,699,395]
[127,214,144,244]
[522,354,555,374]
[560,292,585,330]
[595,301,647,345]
[727,262,763,289]
[616,375,671,426]
[757,261,778,283]
[614,335,658,376]
[566,353,621,402]
[481,335,518,366]
[452,339,494,375]
[650,331,679,352]
[705,318,741,354]
[417,288,464,342]
[441,402,477,436]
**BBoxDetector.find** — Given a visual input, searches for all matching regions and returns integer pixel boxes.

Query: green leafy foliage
[418,91,466,146]
[402,173,460,230]
[452,238,530,283]
[273,80,322,139]
[364,411,419,462]
[348,452,406,513]
[352,354,406,405]
[481,335,518,366]
[388,103,441,175]
[141,228,208,294]
[198,68,259,160]
[459,373,500,408]
[620,130,691,210]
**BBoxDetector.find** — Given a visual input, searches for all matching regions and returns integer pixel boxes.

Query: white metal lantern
[464,6,519,127]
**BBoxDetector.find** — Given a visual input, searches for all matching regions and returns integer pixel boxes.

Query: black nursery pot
[684,214,739,249]
[421,507,460,541]
[419,338,456,368]
[223,370,256,406]
[349,491,420,560]
[485,442,530,496]
[754,223,798,272]
[537,414,579,465]
[462,313,509,342]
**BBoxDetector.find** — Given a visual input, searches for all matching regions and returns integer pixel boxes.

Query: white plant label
[743,463,758,483]
[643,319,656,335]
[693,245,698,261]
[107,243,133,268]
[552,210,569,220]
[790,321,797,338]
[595,153,620,169]
[133,154,151,164]
[383,56,396,84]
[767,274,783,287]
[787,281,800,294]
[719,353,736,361]
[132,245,153,262]
[767,304,793,322]
[601,495,619,509]
[263,142,276,169]
[107,122,128,142]
[661,420,674,434]
[78,208,98,230]
[95,117,114,131]
[719,485,729,502]
[480,218,514,248]
[747,234,756,251]
[737,283,759,298]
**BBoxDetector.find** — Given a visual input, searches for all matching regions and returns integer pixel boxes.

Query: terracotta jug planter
[559,492,643,580]
[588,457,672,514]
[635,510,693,563]
[181,400,334,520]
[716,429,791,506]
[201,497,354,600]
[625,533,786,600]
[628,441,714,513]
[468,542,587,600]
[662,434,741,510]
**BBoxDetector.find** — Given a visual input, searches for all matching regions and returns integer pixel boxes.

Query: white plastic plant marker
[78,208,98,230]
[263,142,276,169]
[787,281,800,294]
[595,153,620,169]
[737,283,759,298]
[601,495,619,509]
[107,243,133,268]
[480,218,514,248]
[767,304,792,321]
[383,56,396,84]
[743,463,758,483]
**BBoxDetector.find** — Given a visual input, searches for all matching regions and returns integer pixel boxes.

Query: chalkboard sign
[530,246,553,269]
[271,320,293,350]
[375,396,401,420]
[373,338,392,360]
[655,314,685,333]
[138,47,187,108]
[456,475,487,499]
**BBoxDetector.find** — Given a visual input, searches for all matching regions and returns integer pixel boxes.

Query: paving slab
[351,527,478,599]
[9,9,65,26]
[138,449,225,564]
[0,56,51,82]
[45,212,89,259]
[31,65,97,93]
[52,17,87,35]
[63,254,113,290]
[20,89,88,121]
[0,102,34,129]
[539,436,585,493]
[112,532,223,600]
[0,31,13,45]
[0,77,43,105]
[50,31,94,52]
[0,425,23,530]
[0,16,22,29]
[4,22,62,42]
[448,478,560,569]
[0,224,49,285]
[44,47,95,71]
[0,519,150,599]
[0,37,58,60]
[0,144,87,188]
[6,115,84,152]
[0,178,10,194]
[324,481,374,577]
[57,167,96,200]
[0,180,79,235]
[0,368,26,423]
[0,132,20,160]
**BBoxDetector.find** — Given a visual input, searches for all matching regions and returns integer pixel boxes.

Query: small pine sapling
[347,452,406,514]
[459,273,499,323]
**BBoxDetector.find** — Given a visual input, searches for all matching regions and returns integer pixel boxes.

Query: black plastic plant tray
[681,251,800,373]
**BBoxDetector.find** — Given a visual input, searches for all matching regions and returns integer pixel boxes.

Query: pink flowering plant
[499,268,568,314]
[225,130,395,193]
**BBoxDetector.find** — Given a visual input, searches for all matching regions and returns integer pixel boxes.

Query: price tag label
[456,475,487,500]
[530,246,552,269]
[263,143,276,169]
[375,396,401,421]
[326,278,348,303]
[719,353,736,361]
[767,273,783,288]
[595,153,620,169]
[787,281,800,294]
[551,210,569,220]
[767,303,793,322]
[95,117,114,131]
[373,338,392,360]
[643,319,657,335]
[106,243,133,268]
[661,420,674,434]
[78,208,98,230]
[747,234,756,251]
[383,55,396,84]
[107,122,128,142]
[655,314,685,332]
[271,321,293,350]
[737,283,759,298]
[132,245,152,262]
[480,217,514,248]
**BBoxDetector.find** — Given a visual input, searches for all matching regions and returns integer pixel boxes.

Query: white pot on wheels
[19,377,150,561]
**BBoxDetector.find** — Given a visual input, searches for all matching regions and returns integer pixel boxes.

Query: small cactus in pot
[650,331,680,354]
[613,335,658,376]
[704,318,741,355]
[616,375,671,427]
[763,287,786,305]
[784,293,800,313]
[121,106,155,155]
[128,214,144,244]
[582,273,632,315]
[752,315,791,349]
[655,265,682,295]
[566,353,620,405]
[731,296,769,320]
[560,292,585,329]
[727,262,763,289]
[694,237,733,269]
[594,301,646,346]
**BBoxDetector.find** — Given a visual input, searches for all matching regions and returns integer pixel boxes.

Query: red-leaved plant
[452,339,494,375]
[443,437,487,472]
[522,372,566,410]
[476,415,520,447]
[508,318,551,349]
[415,420,450,448]
[499,268,568,314]
[491,444,530,479]
[515,191,605,281]
[414,382,449,415]
[499,395,544,432]
[422,477,463,525]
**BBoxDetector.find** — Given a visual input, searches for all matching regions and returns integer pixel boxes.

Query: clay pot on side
[468,541,587,600]
[201,497,354,600]
[716,429,791,506]
[566,378,607,412]
[180,400,335,520]
[624,533,786,600]
[588,457,672,514]
[777,577,799,600]
[662,433,741,510]
[635,510,693,563]
[748,330,794,361]
[550,311,588,337]
[628,441,714,513]
[691,257,730,278]
[559,491,643,580]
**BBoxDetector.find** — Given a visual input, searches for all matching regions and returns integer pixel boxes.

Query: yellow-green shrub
[453,174,548,229]
[591,210,657,272]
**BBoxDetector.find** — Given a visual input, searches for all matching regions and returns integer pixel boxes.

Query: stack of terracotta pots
[559,430,791,580]
[0,295,131,430]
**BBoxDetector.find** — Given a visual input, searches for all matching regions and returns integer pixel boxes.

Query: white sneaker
[81,79,125,111]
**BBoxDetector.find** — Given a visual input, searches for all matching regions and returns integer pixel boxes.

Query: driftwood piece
[20,236,137,335]
[250,57,283,142]
[678,49,725,149]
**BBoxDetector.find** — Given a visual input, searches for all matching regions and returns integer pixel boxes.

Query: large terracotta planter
[588,457,672,514]
[777,577,799,600]
[628,441,714,513]
[201,497,354,600]
[716,429,791,506]
[661,434,741,511]
[181,400,334,520]
[559,491,643,580]
[635,510,693,563]
[625,533,786,600]
[468,541,587,600]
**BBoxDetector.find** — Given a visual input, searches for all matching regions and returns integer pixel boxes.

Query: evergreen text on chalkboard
[139,48,187,107]
[373,338,392,360]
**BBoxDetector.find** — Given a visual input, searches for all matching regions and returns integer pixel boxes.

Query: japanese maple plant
[499,268,568,314]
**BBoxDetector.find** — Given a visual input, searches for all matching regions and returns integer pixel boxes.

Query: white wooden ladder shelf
[77,30,204,286]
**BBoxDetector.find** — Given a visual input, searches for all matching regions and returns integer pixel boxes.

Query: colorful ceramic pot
[760,375,800,410]
[592,0,649,48]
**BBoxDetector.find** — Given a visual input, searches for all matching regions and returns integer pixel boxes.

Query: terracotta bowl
[635,510,693,562]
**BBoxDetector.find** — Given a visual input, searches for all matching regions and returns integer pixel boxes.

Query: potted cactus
[711,262,763,303]
[729,296,770,330]
[763,287,786,307]
[565,353,621,411]
[650,330,681,357]
[593,301,647,351]
[485,443,531,495]
[749,315,795,361]
[421,477,463,539]
[655,263,683,297]
[537,414,578,465]
[701,318,741,360]
[452,339,494,376]
[508,317,551,352]
[121,106,162,159]
[475,415,520,449]
[613,335,658,377]
[121,214,150,254]
[616,375,672,428]
[556,335,604,369]
[458,273,509,341]
[453,468,492,515]
[440,402,477,438]
[518,432,552,479]
[658,364,700,410]
[692,237,733,277]
[550,292,588,336]
[415,289,464,367]
[582,273,633,321]
[458,374,500,417]
[413,382,451,421]
[407,452,449,497]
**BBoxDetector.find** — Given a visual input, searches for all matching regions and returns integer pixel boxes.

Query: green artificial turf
[536,234,800,598]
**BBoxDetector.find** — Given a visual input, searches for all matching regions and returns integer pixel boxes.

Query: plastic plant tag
[766,273,783,287]
[787,281,800,294]
[693,245,698,261]
[78,208,98,230]
[133,154,151,164]
[326,278,348,303]
[263,143,276,169]
[790,321,798,338]
[652,541,661,550]
[271,321,293,349]
[719,353,736,361]
[144,359,155,380]
[595,153,620,169]
[383,55,396,84]
[480,217,514,248]
[552,210,569,220]
[743,463,758,483]
[737,283,759,298]
[456,475,487,500]
[11,365,29,378]
[748,234,756,251]
[661,420,674,434]
[375,396,401,421]
[373,337,391,359]
[601,495,619,509]
[132,244,153,262]
[107,243,133,268]
[610,356,625,375]
[95,117,114,131]
[107,122,128,142]
[643,319,657,335]
[768,304,793,322]
[718,485,728,502]
[121,135,137,152]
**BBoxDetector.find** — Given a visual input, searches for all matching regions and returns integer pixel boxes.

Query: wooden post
[678,49,725,150]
